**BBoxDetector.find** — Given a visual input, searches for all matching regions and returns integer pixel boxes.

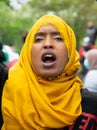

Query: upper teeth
[46,54,52,57]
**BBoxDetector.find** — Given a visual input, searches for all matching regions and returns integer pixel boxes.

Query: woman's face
[31,24,68,80]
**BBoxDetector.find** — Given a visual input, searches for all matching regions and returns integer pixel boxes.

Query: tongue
[42,58,56,68]
[45,60,53,63]
[44,58,54,63]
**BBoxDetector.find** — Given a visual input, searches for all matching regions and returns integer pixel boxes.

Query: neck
[43,73,62,81]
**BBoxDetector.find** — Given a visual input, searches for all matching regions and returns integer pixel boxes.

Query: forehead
[36,24,59,33]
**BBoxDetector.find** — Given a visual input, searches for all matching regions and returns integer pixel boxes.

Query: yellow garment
[2,15,83,130]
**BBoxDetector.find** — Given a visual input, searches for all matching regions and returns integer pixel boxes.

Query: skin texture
[31,24,68,79]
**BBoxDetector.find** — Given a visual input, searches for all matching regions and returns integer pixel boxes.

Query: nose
[43,36,53,49]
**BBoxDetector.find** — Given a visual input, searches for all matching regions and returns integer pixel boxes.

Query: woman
[1,15,82,129]
[0,63,8,129]
[83,49,97,92]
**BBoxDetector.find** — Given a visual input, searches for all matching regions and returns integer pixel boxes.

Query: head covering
[84,49,97,69]
[2,15,82,129]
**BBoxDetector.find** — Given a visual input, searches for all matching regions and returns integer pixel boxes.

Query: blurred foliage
[0,0,9,5]
[0,0,97,53]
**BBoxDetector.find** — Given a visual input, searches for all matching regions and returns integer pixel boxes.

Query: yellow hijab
[2,15,82,130]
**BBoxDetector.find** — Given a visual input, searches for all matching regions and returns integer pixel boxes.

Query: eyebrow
[35,31,61,37]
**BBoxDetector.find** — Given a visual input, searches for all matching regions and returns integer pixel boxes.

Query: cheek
[59,45,68,66]
[31,45,40,58]
[31,46,39,66]
[31,44,43,72]
[31,48,35,61]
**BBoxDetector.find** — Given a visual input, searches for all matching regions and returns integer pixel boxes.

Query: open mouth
[42,53,56,62]
[42,52,56,67]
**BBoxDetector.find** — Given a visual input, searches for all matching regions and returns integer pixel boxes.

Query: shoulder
[81,88,97,115]
[84,70,97,83]
[2,64,28,99]
[64,89,97,130]
[0,63,8,88]
[83,71,97,92]
[81,88,97,99]
[0,64,8,128]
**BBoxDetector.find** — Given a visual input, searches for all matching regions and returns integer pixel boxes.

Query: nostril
[44,45,53,49]
[49,46,53,48]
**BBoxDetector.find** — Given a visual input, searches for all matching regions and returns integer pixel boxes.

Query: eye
[53,35,63,41]
[35,36,44,42]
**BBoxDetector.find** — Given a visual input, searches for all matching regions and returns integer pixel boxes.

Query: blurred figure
[21,31,28,43]
[65,88,97,130]
[0,63,8,129]
[79,37,96,65]
[2,44,19,68]
[78,37,96,80]
[0,42,7,68]
[0,38,8,128]
[87,21,97,45]
[83,49,97,91]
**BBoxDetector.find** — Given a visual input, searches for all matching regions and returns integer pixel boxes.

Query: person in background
[65,87,97,130]
[78,37,96,66]
[78,37,96,81]
[0,43,7,67]
[83,49,97,92]
[0,63,8,129]
[0,38,8,129]
[87,21,97,45]
[1,14,83,130]
[2,44,19,68]
[74,49,97,130]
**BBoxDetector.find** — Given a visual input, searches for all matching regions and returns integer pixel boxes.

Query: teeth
[46,54,52,57]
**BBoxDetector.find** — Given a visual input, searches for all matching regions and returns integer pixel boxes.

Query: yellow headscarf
[2,15,83,130]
